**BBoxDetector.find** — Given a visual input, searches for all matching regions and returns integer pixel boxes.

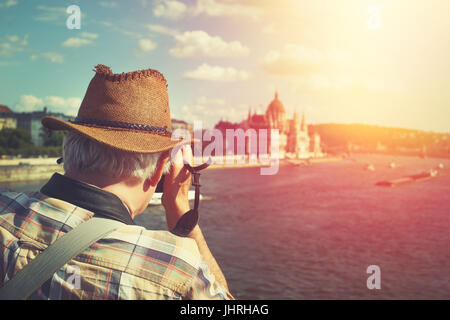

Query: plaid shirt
[0,174,233,300]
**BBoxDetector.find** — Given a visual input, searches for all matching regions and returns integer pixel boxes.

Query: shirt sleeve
[184,260,234,300]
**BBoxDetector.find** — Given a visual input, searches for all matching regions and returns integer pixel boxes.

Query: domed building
[213,91,322,160]
[265,92,286,132]
[240,91,322,159]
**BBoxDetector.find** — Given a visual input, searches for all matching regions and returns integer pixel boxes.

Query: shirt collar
[40,173,136,225]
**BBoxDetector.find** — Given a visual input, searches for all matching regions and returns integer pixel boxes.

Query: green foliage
[0,128,33,150]
[40,128,65,147]
[311,123,450,157]
[0,128,62,157]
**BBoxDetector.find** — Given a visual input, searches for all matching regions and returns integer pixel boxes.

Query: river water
[2,154,450,299]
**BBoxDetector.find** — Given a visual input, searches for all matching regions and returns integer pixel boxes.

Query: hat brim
[42,116,184,154]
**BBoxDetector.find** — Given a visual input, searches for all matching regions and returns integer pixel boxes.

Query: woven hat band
[71,117,172,136]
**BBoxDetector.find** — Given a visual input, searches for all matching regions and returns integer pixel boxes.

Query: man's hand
[161,144,230,292]
[161,144,193,231]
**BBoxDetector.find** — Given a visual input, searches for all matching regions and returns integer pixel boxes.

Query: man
[0,64,232,299]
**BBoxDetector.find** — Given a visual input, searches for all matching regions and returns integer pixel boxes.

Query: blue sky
[1,0,450,131]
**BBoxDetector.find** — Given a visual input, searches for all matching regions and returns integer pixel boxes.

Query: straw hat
[42,64,181,153]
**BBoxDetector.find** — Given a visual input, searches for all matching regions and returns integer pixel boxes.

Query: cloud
[262,23,276,35]
[183,63,250,82]
[99,21,113,27]
[146,24,179,37]
[118,29,143,39]
[5,35,19,42]
[193,0,262,20]
[285,74,356,93]
[262,44,324,75]
[61,32,98,48]
[179,96,248,128]
[28,51,64,64]
[80,32,99,40]
[150,0,263,20]
[41,52,64,63]
[34,5,67,22]
[98,21,143,39]
[0,34,28,56]
[138,0,149,8]
[62,37,93,48]
[15,95,44,112]
[170,30,250,58]
[196,96,226,106]
[0,42,15,56]
[0,60,19,66]
[153,0,187,20]
[262,44,352,75]
[99,1,118,8]
[0,0,18,8]
[261,44,361,93]
[137,38,157,52]
[44,96,81,115]
[15,95,81,115]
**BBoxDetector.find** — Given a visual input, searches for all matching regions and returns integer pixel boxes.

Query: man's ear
[148,153,169,187]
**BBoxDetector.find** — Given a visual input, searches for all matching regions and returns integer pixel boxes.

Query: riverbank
[0,158,62,182]
[0,156,343,182]
[0,158,60,166]
[0,164,63,182]
[195,155,343,169]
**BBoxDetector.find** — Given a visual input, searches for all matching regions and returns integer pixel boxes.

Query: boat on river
[376,169,438,187]
[149,190,202,205]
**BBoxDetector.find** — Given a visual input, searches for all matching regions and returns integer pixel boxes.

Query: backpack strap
[0,217,124,300]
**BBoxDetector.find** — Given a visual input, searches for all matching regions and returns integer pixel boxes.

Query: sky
[0,0,449,132]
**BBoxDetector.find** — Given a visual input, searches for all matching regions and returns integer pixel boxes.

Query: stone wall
[0,159,63,182]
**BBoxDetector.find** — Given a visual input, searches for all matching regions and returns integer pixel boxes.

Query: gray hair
[62,131,169,179]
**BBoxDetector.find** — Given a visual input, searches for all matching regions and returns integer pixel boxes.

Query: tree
[0,128,62,157]
[40,128,64,147]
[0,128,33,150]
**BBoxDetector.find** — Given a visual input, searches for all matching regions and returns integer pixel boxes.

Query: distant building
[1,104,194,147]
[0,105,13,113]
[171,119,193,134]
[0,106,74,146]
[215,92,323,159]
[0,105,17,130]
